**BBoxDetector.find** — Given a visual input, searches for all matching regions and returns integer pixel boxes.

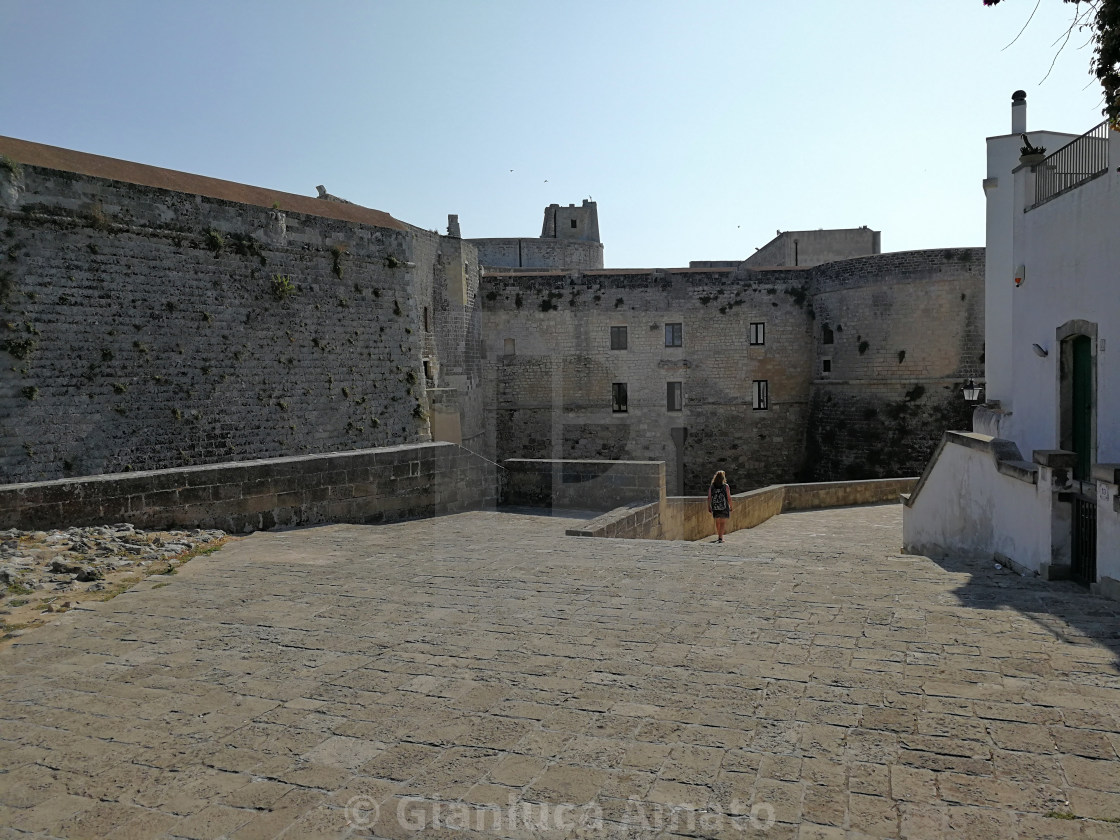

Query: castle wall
[805,249,985,480]
[482,250,985,492]
[481,268,815,495]
[744,227,881,269]
[405,229,486,451]
[470,238,604,271]
[0,162,435,483]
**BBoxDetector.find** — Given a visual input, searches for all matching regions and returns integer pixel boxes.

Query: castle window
[822,324,834,344]
[423,359,434,384]
[423,306,430,332]
[665,323,683,347]
[749,322,765,346]
[752,380,769,410]
[612,383,628,413]
[822,359,831,375]
[571,219,578,229]
[666,382,683,412]
[610,326,628,350]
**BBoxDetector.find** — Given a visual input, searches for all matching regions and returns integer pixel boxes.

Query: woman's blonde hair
[711,470,726,487]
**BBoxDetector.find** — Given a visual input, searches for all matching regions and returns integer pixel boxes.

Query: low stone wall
[0,442,497,533]
[502,459,665,511]
[569,476,917,540]
[565,500,664,540]
[782,478,919,511]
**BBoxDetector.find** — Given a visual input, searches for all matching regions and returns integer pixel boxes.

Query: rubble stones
[0,525,225,603]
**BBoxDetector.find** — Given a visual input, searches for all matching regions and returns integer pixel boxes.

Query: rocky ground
[0,523,227,643]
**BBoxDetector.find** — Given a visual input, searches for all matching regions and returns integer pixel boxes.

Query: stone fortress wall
[0,135,983,504]
[481,248,985,495]
[0,137,484,484]
[470,199,605,271]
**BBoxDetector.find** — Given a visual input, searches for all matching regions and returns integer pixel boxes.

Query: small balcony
[1029,120,1111,209]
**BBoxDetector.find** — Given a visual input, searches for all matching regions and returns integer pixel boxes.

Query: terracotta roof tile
[0,135,406,231]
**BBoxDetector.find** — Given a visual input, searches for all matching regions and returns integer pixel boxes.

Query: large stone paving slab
[1,504,1119,839]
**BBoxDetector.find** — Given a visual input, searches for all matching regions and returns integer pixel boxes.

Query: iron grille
[1071,492,1097,586]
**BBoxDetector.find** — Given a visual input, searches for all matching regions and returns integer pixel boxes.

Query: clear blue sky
[0,1,1106,267]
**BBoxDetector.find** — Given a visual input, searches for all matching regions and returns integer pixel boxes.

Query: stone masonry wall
[0,163,432,483]
[806,249,984,480]
[469,238,604,271]
[407,229,486,451]
[0,441,497,533]
[482,268,815,495]
[483,250,984,492]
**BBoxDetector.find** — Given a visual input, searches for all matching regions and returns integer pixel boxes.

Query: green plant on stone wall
[897,350,906,364]
[514,293,523,309]
[614,297,624,308]
[330,245,346,279]
[0,155,23,178]
[205,229,224,254]
[393,299,403,317]
[21,385,37,400]
[858,340,869,355]
[385,255,402,269]
[3,336,36,360]
[270,274,296,301]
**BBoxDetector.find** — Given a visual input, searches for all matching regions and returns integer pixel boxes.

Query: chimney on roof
[447,214,461,238]
[1011,90,1027,135]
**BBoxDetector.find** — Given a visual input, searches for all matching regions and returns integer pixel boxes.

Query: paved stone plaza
[2,504,1119,839]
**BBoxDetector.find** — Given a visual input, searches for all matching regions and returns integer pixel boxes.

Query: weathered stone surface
[1,504,1118,838]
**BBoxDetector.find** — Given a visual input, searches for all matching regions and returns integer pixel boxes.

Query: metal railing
[1033,120,1111,208]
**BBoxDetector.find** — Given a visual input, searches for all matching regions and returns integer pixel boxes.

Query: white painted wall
[1097,479,1120,587]
[1005,129,1120,463]
[903,435,1054,572]
[983,127,1078,414]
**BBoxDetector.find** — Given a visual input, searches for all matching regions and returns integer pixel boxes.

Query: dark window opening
[667,381,683,412]
[610,326,628,350]
[822,324,834,345]
[423,359,434,384]
[665,322,683,347]
[753,380,769,410]
[612,383,628,413]
[570,219,578,229]
[749,322,765,345]
[423,306,430,332]
[822,359,831,374]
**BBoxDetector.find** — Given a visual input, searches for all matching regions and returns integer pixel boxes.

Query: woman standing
[708,470,732,543]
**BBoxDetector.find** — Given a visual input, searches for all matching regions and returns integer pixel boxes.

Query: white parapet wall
[902,431,1070,576]
[1092,465,1120,599]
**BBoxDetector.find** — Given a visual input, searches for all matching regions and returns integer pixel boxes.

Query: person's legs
[715,517,726,541]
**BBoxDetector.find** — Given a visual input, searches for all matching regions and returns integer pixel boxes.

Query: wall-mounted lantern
[962,379,983,402]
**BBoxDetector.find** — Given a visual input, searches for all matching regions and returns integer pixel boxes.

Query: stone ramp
[1,506,1119,838]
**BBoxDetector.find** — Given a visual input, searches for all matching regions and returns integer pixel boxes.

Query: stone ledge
[906,431,1036,508]
[1092,463,1120,484]
[1033,449,1077,469]
[0,442,497,533]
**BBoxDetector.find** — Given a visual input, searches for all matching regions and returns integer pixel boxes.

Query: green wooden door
[1072,335,1092,479]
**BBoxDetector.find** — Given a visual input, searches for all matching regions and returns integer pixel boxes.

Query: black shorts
[712,512,729,519]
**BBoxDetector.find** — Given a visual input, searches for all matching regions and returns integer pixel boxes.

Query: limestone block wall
[407,229,486,450]
[481,268,815,495]
[0,441,497,533]
[806,249,985,480]
[0,163,432,483]
[501,458,664,511]
[470,238,604,271]
[743,228,881,269]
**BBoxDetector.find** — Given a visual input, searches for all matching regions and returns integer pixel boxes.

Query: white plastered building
[903,92,1119,598]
